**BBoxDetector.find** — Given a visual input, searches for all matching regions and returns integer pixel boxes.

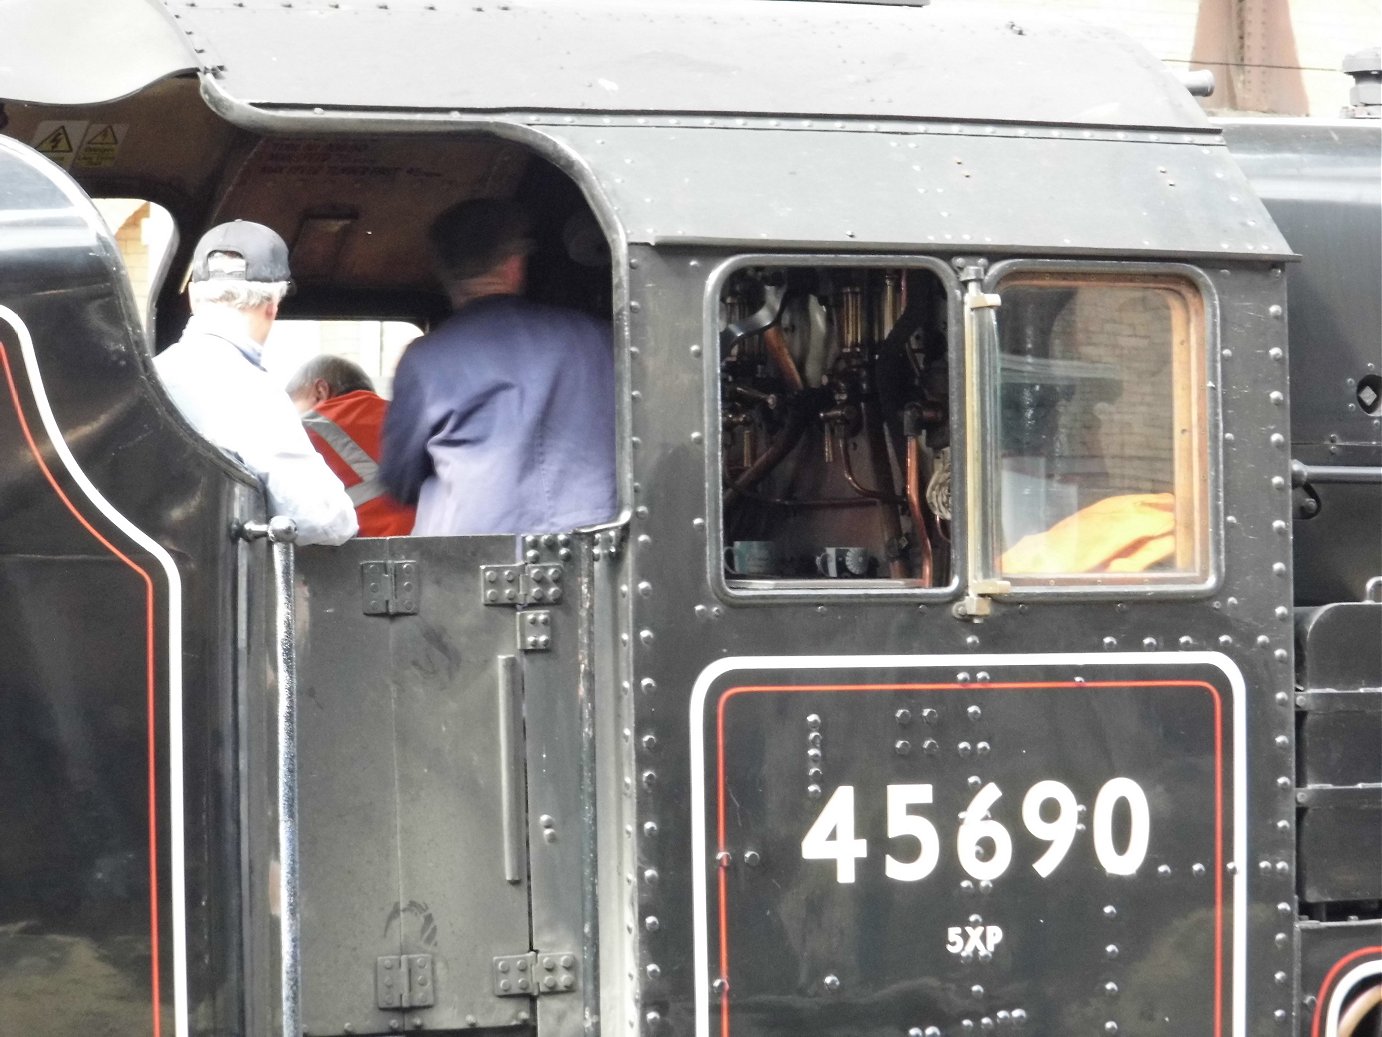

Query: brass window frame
[977,261,1220,597]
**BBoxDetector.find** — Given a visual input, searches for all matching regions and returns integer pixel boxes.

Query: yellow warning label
[76,123,127,170]
[31,121,88,169]
[35,126,74,155]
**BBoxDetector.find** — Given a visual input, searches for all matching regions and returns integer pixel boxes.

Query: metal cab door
[293,532,587,1035]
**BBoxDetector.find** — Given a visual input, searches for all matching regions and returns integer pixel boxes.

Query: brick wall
[1057,287,1176,498]
[92,198,175,332]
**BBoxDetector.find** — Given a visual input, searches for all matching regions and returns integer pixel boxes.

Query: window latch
[954,578,1012,620]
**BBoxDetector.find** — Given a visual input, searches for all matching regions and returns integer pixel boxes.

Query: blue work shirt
[380,295,617,536]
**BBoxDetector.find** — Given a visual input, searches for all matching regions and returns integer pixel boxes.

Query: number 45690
[800,780,1150,883]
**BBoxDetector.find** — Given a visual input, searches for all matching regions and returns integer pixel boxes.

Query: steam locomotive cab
[0,3,1377,1037]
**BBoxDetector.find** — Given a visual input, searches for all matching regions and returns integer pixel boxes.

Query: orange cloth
[304,390,416,537]
[999,492,1177,574]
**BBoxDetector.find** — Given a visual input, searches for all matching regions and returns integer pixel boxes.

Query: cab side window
[264,320,420,398]
[93,198,175,333]
[717,262,956,590]
[991,275,1209,583]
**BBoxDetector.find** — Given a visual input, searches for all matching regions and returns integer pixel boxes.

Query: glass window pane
[93,198,176,332]
[716,263,954,588]
[993,277,1207,581]
[263,320,421,399]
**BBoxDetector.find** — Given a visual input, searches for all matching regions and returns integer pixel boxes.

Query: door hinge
[479,563,565,607]
[376,953,435,1009]
[361,560,420,615]
[492,951,580,996]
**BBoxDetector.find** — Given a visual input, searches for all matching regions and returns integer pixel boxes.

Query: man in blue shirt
[380,200,616,535]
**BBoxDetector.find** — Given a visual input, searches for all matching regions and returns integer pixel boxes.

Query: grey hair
[188,278,290,311]
[285,354,375,399]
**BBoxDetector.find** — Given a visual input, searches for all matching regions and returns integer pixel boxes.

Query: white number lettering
[884,783,941,881]
[956,782,1013,881]
[1092,777,1151,875]
[799,777,1152,884]
[801,784,869,883]
[946,924,1005,956]
[1021,780,1080,877]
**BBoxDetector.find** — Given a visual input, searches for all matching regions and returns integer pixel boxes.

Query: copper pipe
[860,399,909,579]
[725,404,808,505]
[761,325,805,392]
[840,287,864,350]
[881,271,902,336]
[838,431,907,504]
[906,435,934,587]
[736,487,889,509]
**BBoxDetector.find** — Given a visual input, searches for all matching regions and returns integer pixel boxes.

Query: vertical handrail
[496,653,524,884]
[239,516,301,1037]
[956,275,1009,617]
[577,536,602,1033]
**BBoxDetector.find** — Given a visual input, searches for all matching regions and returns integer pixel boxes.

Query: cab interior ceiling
[0,74,613,347]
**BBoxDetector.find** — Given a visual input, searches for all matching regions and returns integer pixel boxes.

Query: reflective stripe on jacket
[303,390,416,537]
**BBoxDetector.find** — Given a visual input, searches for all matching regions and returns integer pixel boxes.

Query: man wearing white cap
[155,220,358,545]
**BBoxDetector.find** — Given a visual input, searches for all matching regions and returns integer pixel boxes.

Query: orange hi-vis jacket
[302,390,416,537]
[999,493,1178,574]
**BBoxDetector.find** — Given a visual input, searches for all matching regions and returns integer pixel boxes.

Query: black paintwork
[700,660,1237,1036]
[617,242,1300,1035]
[1221,119,1382,607]
[1299,919,1382,1032]
[0,139,271,1034]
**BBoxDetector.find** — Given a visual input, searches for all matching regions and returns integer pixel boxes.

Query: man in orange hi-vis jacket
[286,355,417,537]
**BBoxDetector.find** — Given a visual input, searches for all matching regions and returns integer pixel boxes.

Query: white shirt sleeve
[240,389,360,546]
[155,336,359,545]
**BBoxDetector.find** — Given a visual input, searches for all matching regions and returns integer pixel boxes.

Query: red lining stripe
[0,341,163,1037]
[1311,945,1382,1037]
[713,679,1226,1037]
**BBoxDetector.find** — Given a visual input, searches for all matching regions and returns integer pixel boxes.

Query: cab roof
[5,0,1208,132]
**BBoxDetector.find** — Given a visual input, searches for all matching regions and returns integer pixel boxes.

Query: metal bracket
[953,579,1012,620]
[518,610,553,652]
[493,951,579,997]
[376,954,435,1009]
[361,560,420,615]
[480,563,565,606]
[590,526,625,561]
[480,564,526,605]
[954,257,991,285]
[521,532,575,564]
